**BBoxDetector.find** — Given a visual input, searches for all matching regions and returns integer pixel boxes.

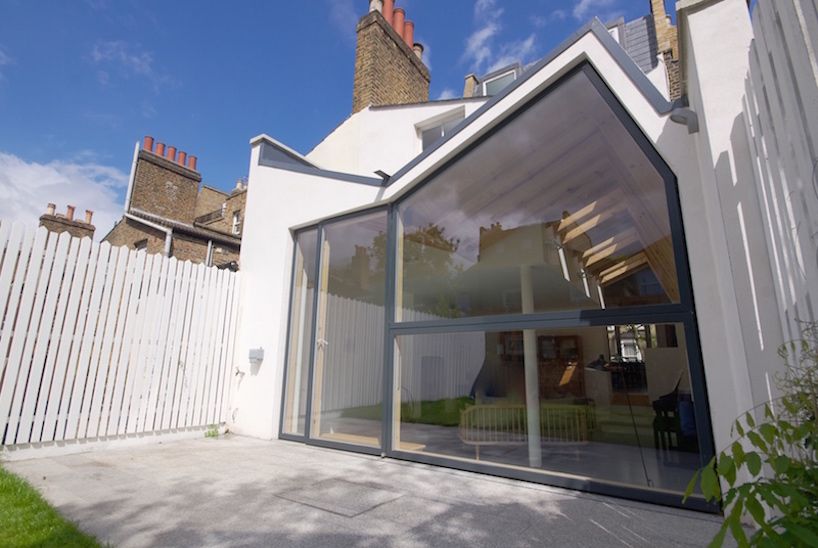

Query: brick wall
[198,188,247,236]
[664,51,682,102]
[104,218,166,255]
[130,151,202,223]
[195,186,228,219]
[352,11,430,113]
[38,215,95,240]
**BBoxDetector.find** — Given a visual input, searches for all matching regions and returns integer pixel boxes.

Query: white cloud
[488,34,536,73]
[573,0,616,21]
[437,88,457,100]
[328,0,358,42]
[0,152,127,239]
[0,46,14,81]
[90,40,171,91]
[462,0,538,74]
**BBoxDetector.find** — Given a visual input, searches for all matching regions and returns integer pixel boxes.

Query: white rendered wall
[680,0,788,454]
[229,144,381,439]
[307,100,487,177]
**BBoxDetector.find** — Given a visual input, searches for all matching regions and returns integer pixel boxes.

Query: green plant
[685,322,818,547]
[204,425,219,438]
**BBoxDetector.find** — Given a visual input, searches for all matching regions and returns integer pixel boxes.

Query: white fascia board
[381,31,680,203]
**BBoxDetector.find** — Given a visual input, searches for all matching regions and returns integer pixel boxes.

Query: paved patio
[6,435,725,547]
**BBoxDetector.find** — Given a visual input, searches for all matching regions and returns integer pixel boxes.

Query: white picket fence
[0,221,239,448]
[744,0,818,342]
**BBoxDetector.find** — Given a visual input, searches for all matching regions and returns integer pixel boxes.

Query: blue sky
[0,0,664,236]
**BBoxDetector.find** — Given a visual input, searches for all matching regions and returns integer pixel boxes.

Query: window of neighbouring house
[232,211,241,235]
[134,239,148,250]
[483,70,517,96]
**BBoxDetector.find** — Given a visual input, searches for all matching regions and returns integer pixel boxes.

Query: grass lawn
[343,397,475,427]
[0,465,101,547]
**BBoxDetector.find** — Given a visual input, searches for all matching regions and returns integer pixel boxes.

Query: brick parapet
[38,215,95,240]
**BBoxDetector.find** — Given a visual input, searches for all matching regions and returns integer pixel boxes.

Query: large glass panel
[394,323,703,494]
[282,229,318,436]
[397,69,680,322]
[310,211,388,448]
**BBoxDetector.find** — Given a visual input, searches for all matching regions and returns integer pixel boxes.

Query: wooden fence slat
[16,232,73,443]
[176,263,206,428]
[125,254,164,434]
[120,252,162,435]
[85,245,128,438]
[63,239,105,441]
[160,260,193,430]
[48,238,91,440]
[202,270,227,426]
[0,227,51,444]
[0,221,239,449]
[189,264,218,426]
[217,272,239,422]
[137,258,177,432]
[0,224,28,385]
[0,221,13,283]
[104,249,146,436]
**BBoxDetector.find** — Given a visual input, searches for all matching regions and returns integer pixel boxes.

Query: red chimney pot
[383,0,394,25]
[155,142,166,156]
[187,155,198,171]
[166,146,177,162]
[66,205,75,221]
[143,135,154,152]
[393,8,406,40]
[403,20,415,48]
[177,150,187,166]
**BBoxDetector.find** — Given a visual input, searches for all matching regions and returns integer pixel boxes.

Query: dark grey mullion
[303,224,325,441]
[382,205,398,455]
[683,317,718,469]
[277,231,302,439]
[389,310,694,336]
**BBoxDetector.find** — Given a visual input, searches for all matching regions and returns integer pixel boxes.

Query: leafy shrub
[685,323,818,546]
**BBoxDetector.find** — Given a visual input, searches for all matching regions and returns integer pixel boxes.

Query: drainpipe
[123,141,140,212]
[206,240,213,267]
[124,213,173,257]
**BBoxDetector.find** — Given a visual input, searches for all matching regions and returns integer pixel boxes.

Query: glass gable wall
[279,64,712,509]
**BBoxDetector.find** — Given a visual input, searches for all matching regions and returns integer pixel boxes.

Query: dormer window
[482,70,517,96]
[421,118,462,151]
[417,107,466,152]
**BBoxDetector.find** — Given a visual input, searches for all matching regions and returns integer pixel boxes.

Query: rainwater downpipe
[124,213,173,257]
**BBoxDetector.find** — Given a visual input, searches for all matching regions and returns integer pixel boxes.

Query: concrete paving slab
[5,435,727,547]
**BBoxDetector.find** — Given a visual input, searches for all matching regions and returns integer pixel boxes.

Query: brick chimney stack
[39,203,96,240]
[650,0,681,101]
[352,1,430,113]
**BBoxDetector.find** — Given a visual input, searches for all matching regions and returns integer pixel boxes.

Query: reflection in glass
[395,323,702,493]
[397,70,679,322]
[282,229,318,436]
[310,211,388,448]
